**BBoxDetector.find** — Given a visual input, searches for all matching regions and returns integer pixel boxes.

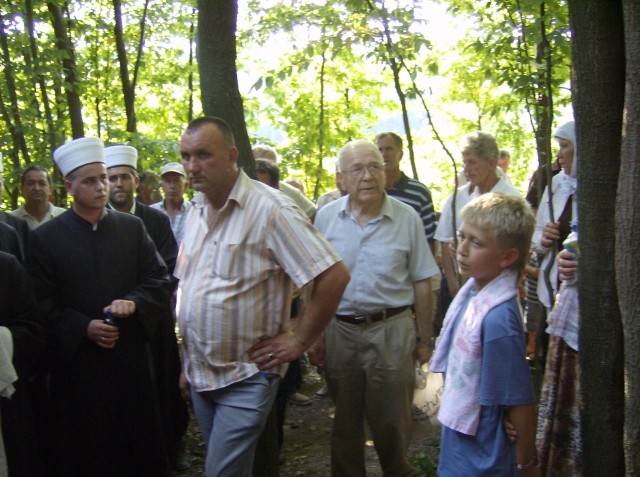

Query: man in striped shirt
[175,117,350,477]
[375,132,438,254]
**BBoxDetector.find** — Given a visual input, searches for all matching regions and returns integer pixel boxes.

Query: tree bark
[617,2,640,473]
[25,0,58,153]
[47,2,84,138]
[113,0,137,133]
[0,12,30,167]
[569,0,626,475]
[197,0,254,176]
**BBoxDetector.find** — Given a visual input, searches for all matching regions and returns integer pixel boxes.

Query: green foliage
[0,0,573,211]
[410,451,438,476]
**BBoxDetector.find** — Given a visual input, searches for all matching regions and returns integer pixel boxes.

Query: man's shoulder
[106,208,145,229]
[51,205,66,216]
[492,179,521,197]
[402,175,432,195]
[136,202,171,225]
[9,205,27,217]
[386,194,422,217]
[315,195,346,225]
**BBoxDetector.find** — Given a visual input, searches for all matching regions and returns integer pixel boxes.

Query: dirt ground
[175,368,441,477]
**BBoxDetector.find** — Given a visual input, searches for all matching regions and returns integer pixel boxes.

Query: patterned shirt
[11,203,66,230]
[315,194,440,315]
[387,172,438,242]
[174,171,341,392]
[150,199,193,245]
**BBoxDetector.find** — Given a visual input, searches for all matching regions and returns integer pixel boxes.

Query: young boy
[430,192,540,476]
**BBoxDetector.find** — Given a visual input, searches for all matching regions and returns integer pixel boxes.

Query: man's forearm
[413,278,434,342]
[294,261,350,349]
[440,241,459,296]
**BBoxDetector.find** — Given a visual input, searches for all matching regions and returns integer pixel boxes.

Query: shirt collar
[193,169,246,211]
[339,192,394,221]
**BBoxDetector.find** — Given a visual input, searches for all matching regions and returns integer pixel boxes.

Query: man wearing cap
[11,165,66,229]
[151,162,192,245]
[105,145,191,471]
[176,117,349,476]
[24,137,171,476]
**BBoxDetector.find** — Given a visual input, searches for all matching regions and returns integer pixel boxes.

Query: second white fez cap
[104,145,138,170]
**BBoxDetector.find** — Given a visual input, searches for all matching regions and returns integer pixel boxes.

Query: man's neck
[24,201,50,221]
[349,196,384,227]
[109,199,134,214]
[477,174,500,194]
[385,168,402,189]
[164,198,184,213]
[73,204,105,226]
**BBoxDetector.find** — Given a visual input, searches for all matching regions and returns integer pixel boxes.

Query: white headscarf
[554,120,578,178]
[533,120,578,308]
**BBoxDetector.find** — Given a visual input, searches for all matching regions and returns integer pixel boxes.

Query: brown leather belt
[335,305,410,325]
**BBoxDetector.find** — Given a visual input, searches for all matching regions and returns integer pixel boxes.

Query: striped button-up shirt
[175,170,341,392]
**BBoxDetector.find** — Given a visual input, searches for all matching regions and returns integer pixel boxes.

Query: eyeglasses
[343,163,384,177]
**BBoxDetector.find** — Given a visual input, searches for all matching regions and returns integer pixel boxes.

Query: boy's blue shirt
[438,296,534,477]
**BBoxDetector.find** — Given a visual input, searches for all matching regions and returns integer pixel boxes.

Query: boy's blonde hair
[460,192,535,274]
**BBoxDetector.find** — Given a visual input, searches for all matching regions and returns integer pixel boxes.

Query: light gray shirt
[11,203,66,230]
[150,199,193,245]
[315,194,440,315]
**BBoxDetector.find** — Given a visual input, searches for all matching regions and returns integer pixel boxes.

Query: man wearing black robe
[24,139,170,476]
[0,222,22,261]
[0,252,47,476]
[105,145,190,470]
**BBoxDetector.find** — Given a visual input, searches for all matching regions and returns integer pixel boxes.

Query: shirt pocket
[369,246,407,280]
[211,242,239,280]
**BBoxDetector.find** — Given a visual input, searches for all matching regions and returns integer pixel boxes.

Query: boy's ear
[499,248,520,269]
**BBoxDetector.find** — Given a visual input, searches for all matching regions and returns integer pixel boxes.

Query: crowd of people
[0,117,580,477]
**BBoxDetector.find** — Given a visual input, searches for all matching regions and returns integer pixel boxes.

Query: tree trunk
[197,0,253,176]
[569,0,626,475]
[617,2,640,472]
[25,0,58,153]
[47,2,84,138]
[0,13,30,166]
[113,0,137,134]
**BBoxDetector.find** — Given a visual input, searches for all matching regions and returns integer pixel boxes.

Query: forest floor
[174,367,441,477]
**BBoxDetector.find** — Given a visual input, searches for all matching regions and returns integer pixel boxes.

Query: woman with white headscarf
[534,120,582,476]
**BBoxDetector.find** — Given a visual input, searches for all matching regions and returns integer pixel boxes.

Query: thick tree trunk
[48,2,84,138]
[569,1,626,475]
[197,0,254,176]
[617,2,640,473]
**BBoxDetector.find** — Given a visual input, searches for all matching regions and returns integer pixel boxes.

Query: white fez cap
[160,162,186,177]
[53,137,104,176]
[104,145,138,170]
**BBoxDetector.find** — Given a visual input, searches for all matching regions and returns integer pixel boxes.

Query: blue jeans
[191,372,281,477]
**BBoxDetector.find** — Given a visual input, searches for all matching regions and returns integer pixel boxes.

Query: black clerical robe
[133,203,189,450]
[0,252,47,476]
[25,209,170,477]
[0,211,29,257]
[0,221,22,261]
